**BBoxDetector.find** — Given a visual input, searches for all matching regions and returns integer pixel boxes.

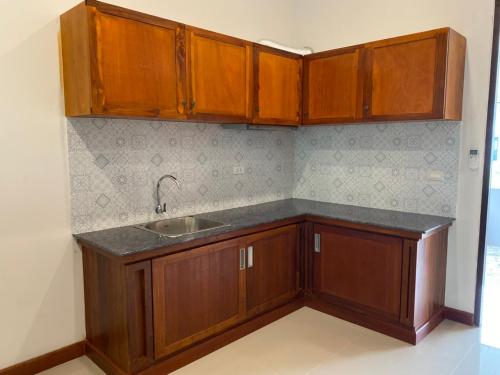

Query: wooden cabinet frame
[185,26,253,123]
[253,45,303,125]
[61,1,187,119]
[61,2,466,125]
[79,216,450,374]
[303,46,365,124]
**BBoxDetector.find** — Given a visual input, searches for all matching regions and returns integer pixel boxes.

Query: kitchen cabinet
[363,28,466,121]
[308,222,449,342]
[186,27,253,122]
[60,1,186,119]
[79,211,451,374]
[303,47,364,124]
[61,2,466,125]
[153,237,246,358]
[246,225,299,316]
[253,46,302,125]
[312,225,404,322]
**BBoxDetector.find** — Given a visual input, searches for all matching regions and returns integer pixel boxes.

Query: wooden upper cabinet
[245,225,299,317]
[364,28,466,121]
[152,237,246,358]
[60,1,186,119]
[253,46,302,125]
[186,27,253,122]
[303,47,364,124]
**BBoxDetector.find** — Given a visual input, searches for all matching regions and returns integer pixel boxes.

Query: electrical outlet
[233,166,245,175]
[427,170,444,181]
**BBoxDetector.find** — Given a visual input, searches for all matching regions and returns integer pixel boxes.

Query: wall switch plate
[233,165,245,175]
[427,170,444,181]
[468,148,480,170]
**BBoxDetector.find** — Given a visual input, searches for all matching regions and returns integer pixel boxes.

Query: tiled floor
[482,246,500,349]
[41,308,500,375]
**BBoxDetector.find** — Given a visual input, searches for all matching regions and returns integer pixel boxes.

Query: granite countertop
[74,198,454,257]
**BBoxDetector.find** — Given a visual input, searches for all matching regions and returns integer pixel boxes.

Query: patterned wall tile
[68,119,295,233]
[67,119,460,233]
[293,121,460,217]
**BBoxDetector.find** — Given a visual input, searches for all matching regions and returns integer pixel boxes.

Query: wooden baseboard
[1,303,465,375]
[304,296,417,344]
[415,307,446,343]
[86,298,304,375]
[0,341,86,375]
[444,306,475,326]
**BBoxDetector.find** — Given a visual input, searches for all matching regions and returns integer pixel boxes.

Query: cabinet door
[303,47,364,124]
[313,225,403,321]
[253,46,302,125]
[152,238,246,358]
[364,29,448,120]
[186,27,253,122]
[246,225,299,317]
[90,9,185,118]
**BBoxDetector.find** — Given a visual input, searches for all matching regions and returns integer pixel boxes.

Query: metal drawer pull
[314,233,321,253]
[240,248,246,270]
[247,246,254,268]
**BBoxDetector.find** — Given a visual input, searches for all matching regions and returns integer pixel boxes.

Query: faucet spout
[155,174,181,214]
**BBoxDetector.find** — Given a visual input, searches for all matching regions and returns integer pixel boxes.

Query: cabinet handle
[239,248,246,270]
[314,233,321,253]
[364,105,369,112]
[255,107,260,113]
[247,246,254,268]
[190,100,196,112]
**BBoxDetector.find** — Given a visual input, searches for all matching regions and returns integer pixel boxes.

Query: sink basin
[135,216,229,238]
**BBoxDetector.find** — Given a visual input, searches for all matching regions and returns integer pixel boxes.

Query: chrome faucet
[155,174,181,214]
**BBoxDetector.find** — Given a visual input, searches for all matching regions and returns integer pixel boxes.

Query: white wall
[295,0,496,312]
[0,0,299,368]
[0,0,494,368]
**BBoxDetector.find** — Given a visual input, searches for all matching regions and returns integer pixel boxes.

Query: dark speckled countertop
[74,199,454,257]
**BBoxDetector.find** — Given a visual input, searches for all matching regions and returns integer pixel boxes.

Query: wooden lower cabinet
[246,225,299,317]
[80,220,450,374]
[308,223,449,343]
[152,237,247,358]
[152,225,299,359]
[312,225,404,322]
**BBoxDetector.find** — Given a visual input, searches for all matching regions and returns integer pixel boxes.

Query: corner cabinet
[303,27,466,124]
[307,222,449,343]
[60,1,186,119]
[253,46,302,125]
[303,47,364,124]
[312,225,403,322]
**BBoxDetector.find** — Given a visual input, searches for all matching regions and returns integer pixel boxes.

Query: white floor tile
[41,308,499,375]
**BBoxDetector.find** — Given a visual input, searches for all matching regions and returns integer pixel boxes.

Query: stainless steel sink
[135,216,229,238]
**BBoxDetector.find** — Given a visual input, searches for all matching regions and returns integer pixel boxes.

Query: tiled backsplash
[67,119,459,233]
[294,122,460,217]
[68,119,294,233]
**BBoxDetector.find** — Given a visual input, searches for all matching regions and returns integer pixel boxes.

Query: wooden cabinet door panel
[253,47,302,125]
[303,47,364,124]
[364,30,448,120]
[186,27,252,121]
[152,238,245,358]
[313,225,403,321]
[246,225,299,316]
[91,11,185,118]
